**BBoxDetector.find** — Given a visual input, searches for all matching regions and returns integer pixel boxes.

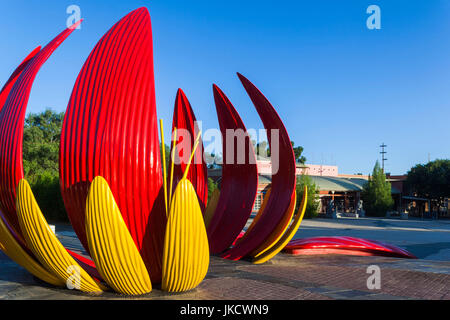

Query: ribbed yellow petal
[252,186,308,264]
[235,188,271,245]
[162,179,210,292]
[252,187,307,264]
[203,188,220,229]
[251,191,297,258]
[85,176,152,295]
[15,179,106,293]
[0,215,64,286]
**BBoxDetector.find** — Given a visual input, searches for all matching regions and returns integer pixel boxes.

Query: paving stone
[1,224,449,300]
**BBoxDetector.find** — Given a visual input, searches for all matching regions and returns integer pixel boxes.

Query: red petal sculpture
[207,84,258,254]
[0,7,419,294]
[221,73,296,260]
[0,21,107,284]
[0,47,40,111]
[284,236,417,259]
[59,8,165,282]
[0,47,40,247]
[169,89,208,212]
[0,47,41,256]
[0,23,80,241]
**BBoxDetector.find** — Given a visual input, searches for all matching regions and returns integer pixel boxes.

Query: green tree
[23,109,67,222]
[23,109,63,178]
[406,159,450,212]
[362,161,394,217]
[295,175,320,219]
[291,141,306,164]
[207,177,219,204]
[160,143,170,176]
[250,140,306,164]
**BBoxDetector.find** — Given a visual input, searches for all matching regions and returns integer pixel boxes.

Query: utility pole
[380,143,387,173]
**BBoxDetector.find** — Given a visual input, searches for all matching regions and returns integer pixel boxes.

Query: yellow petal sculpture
[15,179,106,293]
[85,176,153,295]
[0,214,64,286]
[252,187,308,265]
[251,191,297,258]
[162,178,210,292]
[162,131,209,292]
[0,7,313,296]
[203,188,220,229]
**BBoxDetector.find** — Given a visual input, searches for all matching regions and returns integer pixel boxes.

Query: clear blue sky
[1,1,449,175]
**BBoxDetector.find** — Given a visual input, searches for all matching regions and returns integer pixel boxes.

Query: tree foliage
[207,177,219,204]
[295,175,320,219]
[250,140,306,164]
[406,159,450,206]
[23,110,63,178]
[160,143,170,176]
[362,161,394,217]
[291,141,306,164]
[23,109,67,222]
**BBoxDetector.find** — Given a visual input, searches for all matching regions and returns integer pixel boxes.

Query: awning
[402,196,429,201]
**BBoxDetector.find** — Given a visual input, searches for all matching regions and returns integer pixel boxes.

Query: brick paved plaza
[1,218,449,300]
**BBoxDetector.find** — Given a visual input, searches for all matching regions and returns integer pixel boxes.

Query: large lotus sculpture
[0,7,307,295]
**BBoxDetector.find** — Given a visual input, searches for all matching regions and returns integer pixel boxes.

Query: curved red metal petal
[0,22,103,282]
[0,23,79,239]
[221,73,296,260]
[60,8,165,282]
[284,236,417,259]
[0,47,40,249]
[169,88,208,212]
[207,84,258,254]
[66,249,104,283]
[0,46,41,111]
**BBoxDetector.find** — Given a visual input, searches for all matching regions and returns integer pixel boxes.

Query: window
[253,190,268,212]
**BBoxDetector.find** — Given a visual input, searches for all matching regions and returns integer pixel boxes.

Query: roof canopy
[259,175,401,194]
